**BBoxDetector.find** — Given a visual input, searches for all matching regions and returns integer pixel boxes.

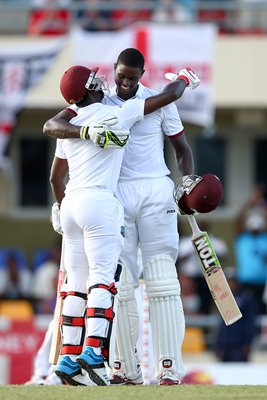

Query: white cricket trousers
[116,176,179,287]
[60,188,124,340]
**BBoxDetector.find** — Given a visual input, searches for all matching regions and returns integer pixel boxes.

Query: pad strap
[88,282,117,295]
[60,344,83,355]
[86,306,114,321]
[60,315,85,326]
[60,290,87,300]
[85,336,106,347]
[85,336,110,359]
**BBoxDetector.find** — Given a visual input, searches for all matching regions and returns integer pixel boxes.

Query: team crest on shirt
[120,225,125,238]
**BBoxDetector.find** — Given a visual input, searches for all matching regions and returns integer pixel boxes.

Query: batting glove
[80,116,130,149]
[51,202,63,235]
[165,68,200,90]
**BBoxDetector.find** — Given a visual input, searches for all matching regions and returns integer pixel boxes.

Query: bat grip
[187,215,203,237]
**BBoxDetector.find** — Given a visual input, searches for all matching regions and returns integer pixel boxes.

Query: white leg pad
[143,255,185,381]
[114,266,140,379]
[62,295,86,345]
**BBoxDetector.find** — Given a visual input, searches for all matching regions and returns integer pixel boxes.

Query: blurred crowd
[0,239,62,315]
[24,0,267,36]
[27,0,195,35]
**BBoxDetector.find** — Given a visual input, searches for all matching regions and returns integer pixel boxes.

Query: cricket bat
[49,239,67,365]
[187,215,242,325]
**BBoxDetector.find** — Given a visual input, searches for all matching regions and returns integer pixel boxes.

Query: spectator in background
[196,0,228,33]
[177,221,229,314]
[31,240,62,314]
[236,181,267,234]
[151,0,194,24]
[179,273,202,316]
[235,212,267,316]
[28,0,70,35]
[75,0,112,32]
[263,280,267,313]
[235,182,267,315]
[215,266,257,362]
[0,250,32,300]
[111,0,152,30]
[237,0,267,33]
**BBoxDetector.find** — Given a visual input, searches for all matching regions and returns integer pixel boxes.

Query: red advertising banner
[0,318,48,384]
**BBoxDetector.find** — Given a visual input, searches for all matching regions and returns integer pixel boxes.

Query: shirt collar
[109,82,145,101]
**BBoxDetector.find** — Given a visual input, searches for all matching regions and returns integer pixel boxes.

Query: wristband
[80,126,90,140]
[177,74,190,86]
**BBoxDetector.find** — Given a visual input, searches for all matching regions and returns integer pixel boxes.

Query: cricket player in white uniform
[107,50,195,386]
[45,63,200,386]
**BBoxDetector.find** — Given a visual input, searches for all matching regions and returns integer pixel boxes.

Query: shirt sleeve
[162,103,184,137]
[120,99,145,129]
[66,104,78,116]
[54,139,66,159]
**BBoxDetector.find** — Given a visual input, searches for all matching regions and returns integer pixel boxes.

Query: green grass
[0,385,266,400]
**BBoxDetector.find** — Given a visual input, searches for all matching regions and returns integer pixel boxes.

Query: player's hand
[173,175,201,215]
[178,205,198,216]
[80,116,130,149]
[51,202,63,235]
[178,68,200,90]
[165,68,200,90]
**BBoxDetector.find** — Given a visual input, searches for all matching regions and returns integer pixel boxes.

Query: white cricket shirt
[55,100,145,193]
[104,82,184,181]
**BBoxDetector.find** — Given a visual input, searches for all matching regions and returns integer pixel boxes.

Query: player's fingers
[165,72,177,81]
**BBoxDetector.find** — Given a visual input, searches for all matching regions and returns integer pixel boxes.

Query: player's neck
[116,85,139,101]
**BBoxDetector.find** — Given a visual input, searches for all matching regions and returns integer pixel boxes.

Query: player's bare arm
[50,156,68,204]
[44,110,130,149]
[168,134,194,176]
[44,109,80,139]
[144,67,200,115]
[143,79,187,115]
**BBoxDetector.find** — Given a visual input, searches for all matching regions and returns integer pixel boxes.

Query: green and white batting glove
[80,116,130,149]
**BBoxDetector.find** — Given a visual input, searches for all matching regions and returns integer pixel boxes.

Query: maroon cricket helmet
[178,173,224,214]
[60,65,99,104]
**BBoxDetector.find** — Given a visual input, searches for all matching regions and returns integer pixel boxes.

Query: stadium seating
[0,300,34,320]
[182,327,206,353]
[31,248,52,271]
[0,248,27,270]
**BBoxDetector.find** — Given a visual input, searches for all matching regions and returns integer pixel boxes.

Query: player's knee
[143,255,180,297]
[62,291,87,315]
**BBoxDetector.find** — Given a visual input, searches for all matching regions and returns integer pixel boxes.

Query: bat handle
[187,214,203,237]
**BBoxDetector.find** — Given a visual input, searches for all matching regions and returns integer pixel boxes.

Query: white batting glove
[165,68,200,90]
[80,116,130,149]
[51,202,63,235]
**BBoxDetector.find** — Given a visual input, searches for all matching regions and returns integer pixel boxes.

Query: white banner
[0,37,66,170]
[72,23,217,127]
